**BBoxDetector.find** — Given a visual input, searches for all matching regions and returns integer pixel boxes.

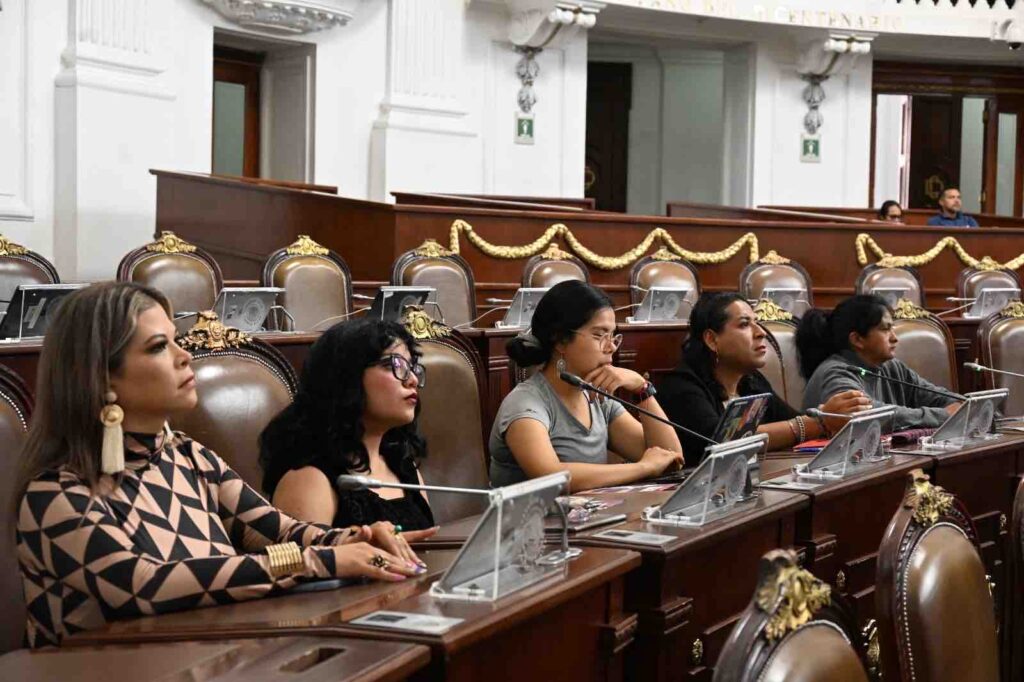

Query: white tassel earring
[100,390,125,474]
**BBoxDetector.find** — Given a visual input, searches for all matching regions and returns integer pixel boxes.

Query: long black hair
[505,280,613,366]
[681,291,748,400]
[259,318,426,496]
[796,294,891,379]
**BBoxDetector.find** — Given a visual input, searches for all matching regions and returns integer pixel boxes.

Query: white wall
[750,42,873,208]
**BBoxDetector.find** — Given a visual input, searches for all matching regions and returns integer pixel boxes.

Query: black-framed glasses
[573,330,623,351]
[377,354,426,387]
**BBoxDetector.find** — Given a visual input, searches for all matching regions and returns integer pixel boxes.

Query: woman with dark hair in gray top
[489,280,683,492]
[797,294,961,431]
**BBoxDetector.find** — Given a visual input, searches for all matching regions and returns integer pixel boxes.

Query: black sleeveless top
[309,455,434,531]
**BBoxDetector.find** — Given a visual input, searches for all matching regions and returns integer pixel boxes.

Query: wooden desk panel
[68,547,640,682]
[0,637,430,682]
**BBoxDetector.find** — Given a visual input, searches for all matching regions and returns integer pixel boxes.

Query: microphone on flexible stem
[559,371,718,446]
[854,367,966,402]
[335,475,580,561]
[805,407,852,421]
[965,361,1024,381]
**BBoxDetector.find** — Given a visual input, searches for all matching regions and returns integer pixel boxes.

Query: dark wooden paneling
[586,63,632,212]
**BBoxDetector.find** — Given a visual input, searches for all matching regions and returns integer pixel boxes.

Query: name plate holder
[916,388,1008,451]
[626,286,693,324]
[640,434,767,528]
[792,406,895,482]
[494,287,548,329]
[429,472,578,603]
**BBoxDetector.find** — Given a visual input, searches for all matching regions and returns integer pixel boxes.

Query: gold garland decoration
[855,233,1024,271]
[446,219,759,270]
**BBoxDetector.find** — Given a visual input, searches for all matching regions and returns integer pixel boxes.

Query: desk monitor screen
[711,392,772,445]
[368,287,436,323]
[920,388,1008,449]
[213,287,284,332]
[871,287,910,308]
[760,287,808,315]
[429,472,569,602]
[628,286,692,324]
[0,284,88,340]
[967,288,1020,319]
[496,288,548,329]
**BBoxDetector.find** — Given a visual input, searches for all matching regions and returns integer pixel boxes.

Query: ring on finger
[369,554,390,570]
[391,524,403,537]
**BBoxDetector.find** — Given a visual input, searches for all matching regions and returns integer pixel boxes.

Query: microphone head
[335,474,375,491]
[806,407,823,418]
[964,362,984,371]
[559,371,584,387]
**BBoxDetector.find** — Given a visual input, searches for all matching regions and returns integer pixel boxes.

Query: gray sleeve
[896,361,959,409]
[495,385,552,436]
[601,396,626,424]
[802,363,865,411]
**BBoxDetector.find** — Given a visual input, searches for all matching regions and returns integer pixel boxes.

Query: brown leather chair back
[890,300,959,393]
[855,265,924,307]
[629,249,700,315]
[979,304,1024,416]
[0,236,60,315]
[740,251,813,317]
[754,301,804,410]
[957,267,1021,301]
[262,236,353,331]
[392,239,476,329]
[714,549,868,682]
[0,366,33,653]
[118,232,223,321]
[522,244,590,289]
[171,313,297,492]
[1011,477,1024,682]
[876,470,999,682]
[402,309,489,523]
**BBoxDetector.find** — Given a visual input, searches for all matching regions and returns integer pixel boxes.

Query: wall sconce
[797,34,872,135]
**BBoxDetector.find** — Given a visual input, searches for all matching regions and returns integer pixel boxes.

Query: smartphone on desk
[287,578,351,594]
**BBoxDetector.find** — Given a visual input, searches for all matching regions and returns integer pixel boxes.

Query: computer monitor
[919,388,1008,449]
[212,287,284,332]
[0,284,88,340]
[495,288,548,329]
[965,288,1020,319]
[627,286,692,324]
[368,287,436,323]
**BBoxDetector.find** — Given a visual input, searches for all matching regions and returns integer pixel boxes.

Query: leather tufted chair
[0,236,60,316]
[171,312,297,493]
[392,239,476,329]
[1011,477,1024,682]
[0,365,33,653]
[957,267,1021,302]
[522,244,590,289]
[876,470,999,682]
[855,265,925,307]
[740,251,813,317]
[979,305,1024,416]
[403,309,489,523]
[629,249,700,317]
[890,301,959,393]
[754,301,804,410]
[118,232,223,324]
[262,235,353,331]
[714,549,869,682]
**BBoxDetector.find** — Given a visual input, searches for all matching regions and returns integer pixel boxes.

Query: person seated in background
[797,294,961,430]
[489,280,683,492]
[261,319,437,540]
[926,187,979,227]
[658,292,871,458]
[878,200,904,223]
[16,283,425,649]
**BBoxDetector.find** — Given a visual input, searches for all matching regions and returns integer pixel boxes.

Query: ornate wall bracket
[200,0,359,34]
[796,33,873,134]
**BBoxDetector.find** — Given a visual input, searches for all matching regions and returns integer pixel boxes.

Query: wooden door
[585,63,632,212]
[985,96,1024,216]
[212,46,263,178]
[908,96,962,210]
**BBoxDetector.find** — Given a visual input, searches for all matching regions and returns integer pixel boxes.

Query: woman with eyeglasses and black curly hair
[488,280,683,492]
[260,318,438,545]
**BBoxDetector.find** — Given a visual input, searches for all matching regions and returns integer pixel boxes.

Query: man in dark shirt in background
[926,187,979,227]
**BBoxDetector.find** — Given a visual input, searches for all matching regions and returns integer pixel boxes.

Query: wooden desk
[68,547,641,682]
[0,636,430,682]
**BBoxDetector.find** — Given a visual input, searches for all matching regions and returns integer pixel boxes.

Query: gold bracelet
[265,541,305,578]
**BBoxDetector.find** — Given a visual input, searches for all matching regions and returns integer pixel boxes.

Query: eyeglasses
[573,330,623,351]
[377,354,426,387]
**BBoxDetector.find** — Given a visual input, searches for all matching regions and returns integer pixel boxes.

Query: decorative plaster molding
[200,0,359,34]
[508,1,603,49]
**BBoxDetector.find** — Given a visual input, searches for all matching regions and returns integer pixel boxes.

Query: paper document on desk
[759,476,826,491]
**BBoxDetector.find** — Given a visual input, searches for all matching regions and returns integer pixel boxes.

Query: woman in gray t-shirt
[489,281,683,492]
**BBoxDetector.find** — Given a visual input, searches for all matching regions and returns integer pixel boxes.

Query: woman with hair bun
[797,294,960,430]
[489,280,683,492]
